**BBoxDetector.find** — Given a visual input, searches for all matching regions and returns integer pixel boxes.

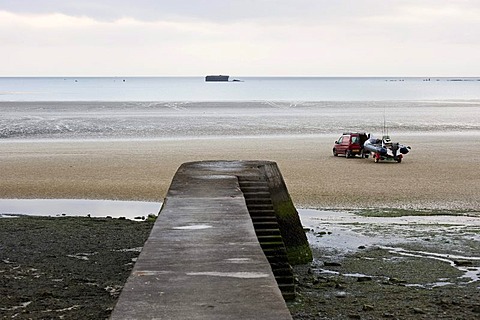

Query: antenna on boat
[383,106,386,137]
[382,105,389,138]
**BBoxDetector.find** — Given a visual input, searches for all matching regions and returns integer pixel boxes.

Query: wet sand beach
[1,133,479,210]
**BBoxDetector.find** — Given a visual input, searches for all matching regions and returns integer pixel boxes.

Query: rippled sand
[1,133,479,211]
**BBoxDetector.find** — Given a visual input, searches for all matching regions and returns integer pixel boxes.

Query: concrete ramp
[111,161,310,319]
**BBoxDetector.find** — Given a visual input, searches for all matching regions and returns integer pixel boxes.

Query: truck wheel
[333,148,338,156]
[345,150,350,158]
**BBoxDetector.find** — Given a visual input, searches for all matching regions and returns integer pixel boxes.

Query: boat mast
[383,105,388,138]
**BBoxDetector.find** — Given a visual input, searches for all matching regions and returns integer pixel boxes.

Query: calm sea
[1,76,480,101]
[1,77,480,140]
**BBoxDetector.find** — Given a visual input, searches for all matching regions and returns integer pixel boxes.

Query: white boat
[363,135,410,163]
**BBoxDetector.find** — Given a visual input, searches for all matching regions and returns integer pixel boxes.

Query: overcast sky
[1,0,479,76]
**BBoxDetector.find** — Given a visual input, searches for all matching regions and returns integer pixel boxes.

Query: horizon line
[1,75,479,78]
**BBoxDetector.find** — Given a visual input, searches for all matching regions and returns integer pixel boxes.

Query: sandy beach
[1,133,479,211]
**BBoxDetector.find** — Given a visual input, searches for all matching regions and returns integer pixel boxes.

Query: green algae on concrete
[271,198,312,265]
[261,162,313,265]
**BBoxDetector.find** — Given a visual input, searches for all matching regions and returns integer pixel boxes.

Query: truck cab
[333,132,369,158]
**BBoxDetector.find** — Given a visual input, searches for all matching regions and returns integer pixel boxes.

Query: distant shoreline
[2,76,480,101]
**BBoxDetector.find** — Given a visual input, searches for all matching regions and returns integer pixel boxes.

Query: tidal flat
[0,216,154,319]
[1,210,479,319]
[290,210,480,320]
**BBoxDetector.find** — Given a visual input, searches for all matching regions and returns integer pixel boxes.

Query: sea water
[2,76,479,140]
[0,199,161,220]
[1,76,480,101]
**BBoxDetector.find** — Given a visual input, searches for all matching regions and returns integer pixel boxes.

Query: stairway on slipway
[237,176,295,301]
[111,161,306,319]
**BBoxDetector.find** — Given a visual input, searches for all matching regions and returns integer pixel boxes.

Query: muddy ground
[289,245,480,320]
[0,216,154,319]
[1,213,479,319]
[288,210,480,320]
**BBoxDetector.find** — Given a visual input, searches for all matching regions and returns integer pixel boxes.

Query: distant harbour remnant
[205,75,229,82]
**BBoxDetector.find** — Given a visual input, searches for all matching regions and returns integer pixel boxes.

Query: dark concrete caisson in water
[205,75,229,81]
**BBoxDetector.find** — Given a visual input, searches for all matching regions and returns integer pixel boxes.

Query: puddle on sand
[297,208,480,253]
[186,271,269,279]
[297,209,407,253]
[0,199,161,220]
[173,224,212,230]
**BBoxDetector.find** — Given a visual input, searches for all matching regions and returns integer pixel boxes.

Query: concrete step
[278,283,295,291]
[259,241,285,250]
[274,275,295,285]
[238,181,269,188]
[247,208,276,217]
[238,176,267,182]
[257,235,283,242]
[237,176,265,181]
[272,267,294,277]
[265,254,290,264]
[246,204,274,211]
[238,177,268,182]
[242,191,271,197]
[238,176,296,302]
[252,221,279,228]
[239,187,270,194]
[245,198,273,205]
[250,216,278,223]
[279,289,296,301]
[254,229,282,236]
[262,247,288,257]
[269,260,291,267]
